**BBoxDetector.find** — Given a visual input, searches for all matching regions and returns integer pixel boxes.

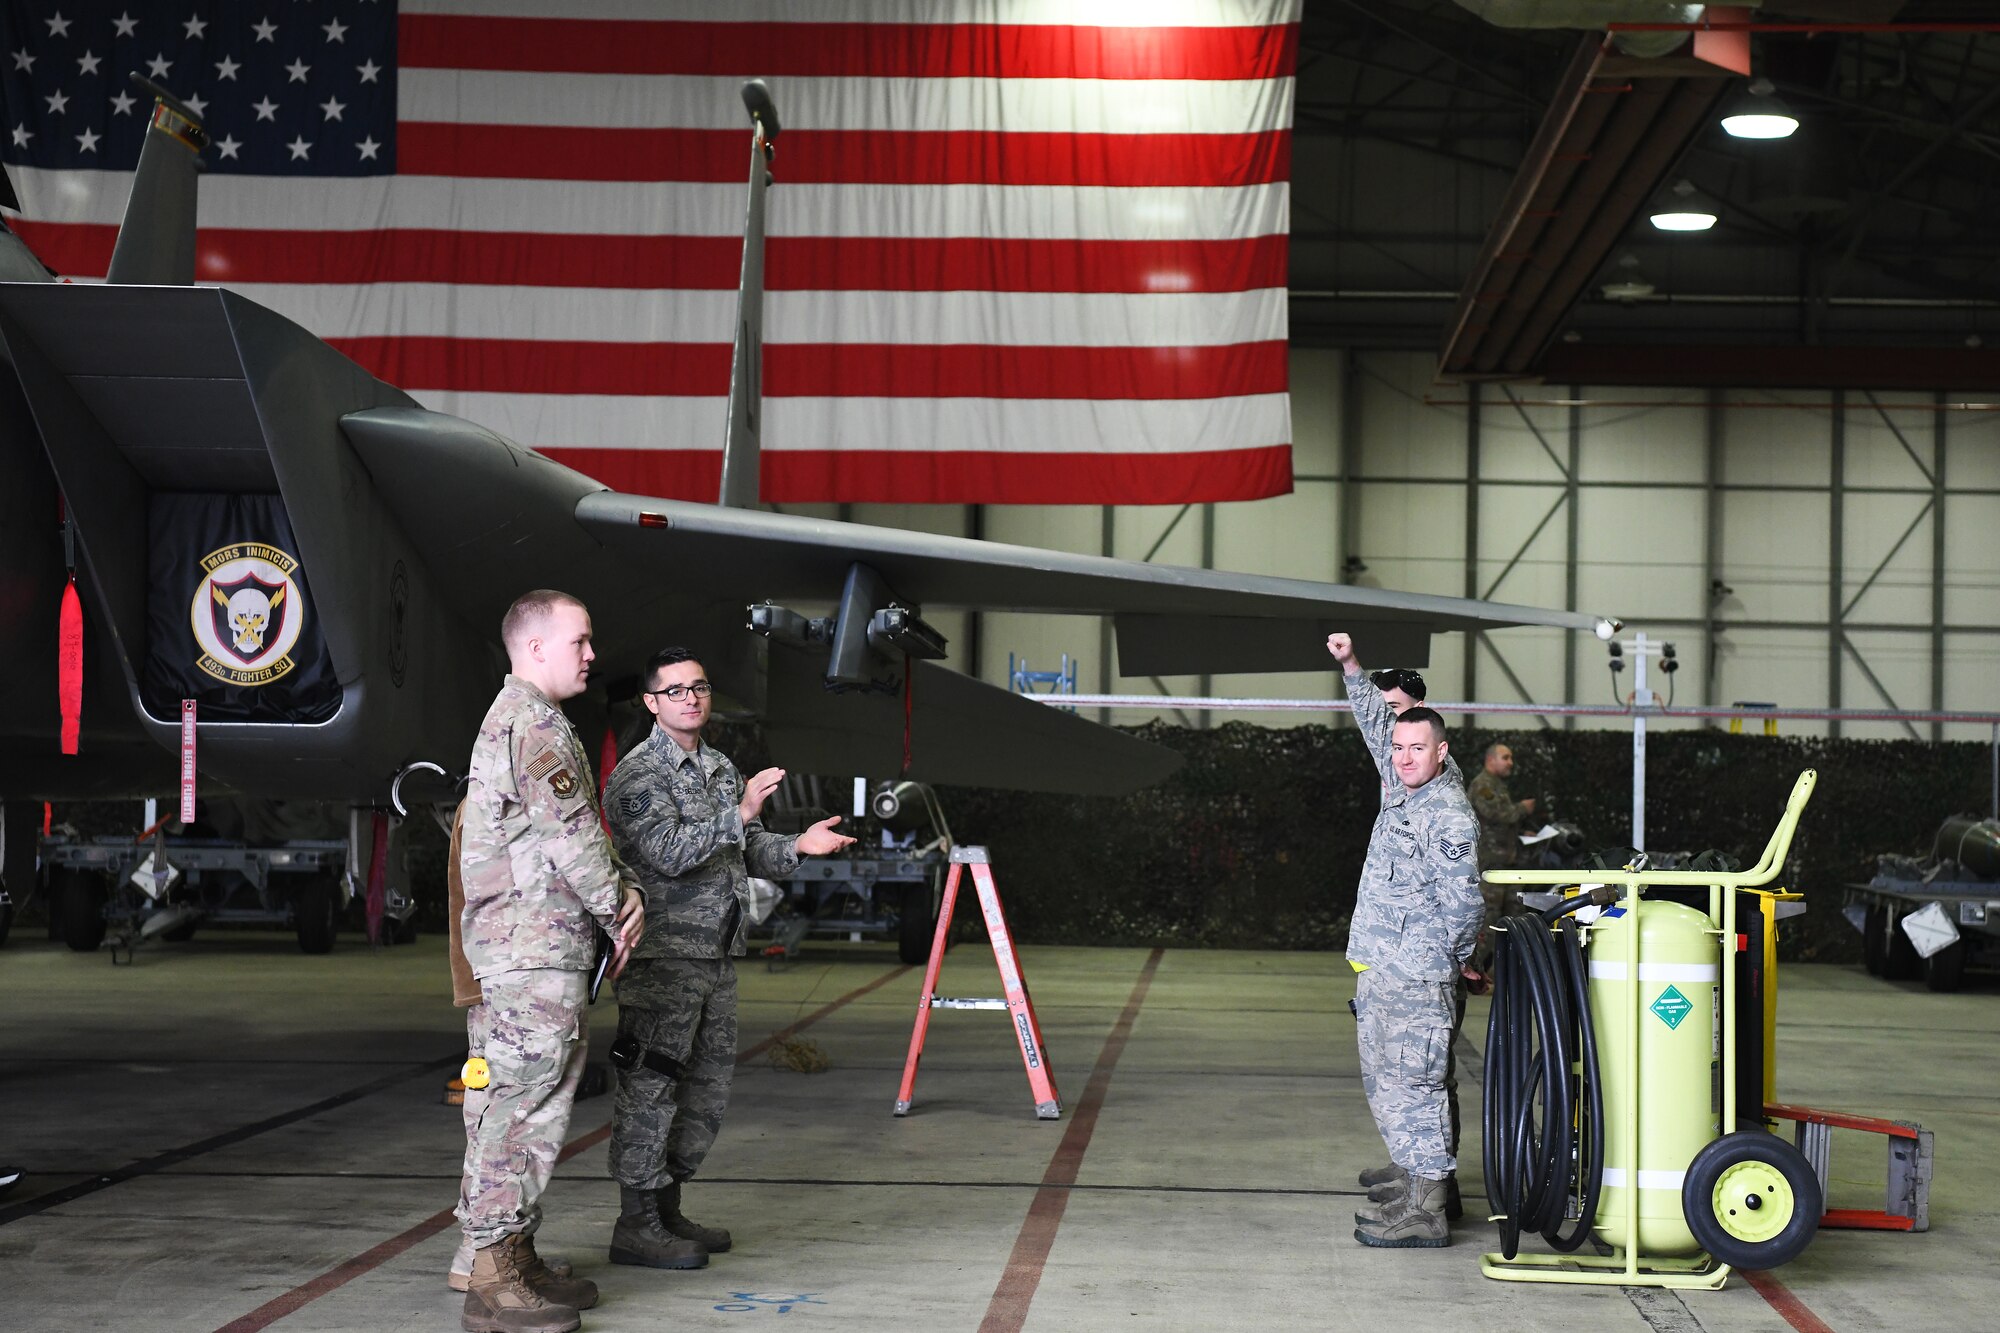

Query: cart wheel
[897,879,937,966]
[295,878,339,955]
[56,867,108,953]
[1884,912,1923,980]
[1862,906,1888,976]
[1924,939,1967,993]
[1683,1131,1822,1270]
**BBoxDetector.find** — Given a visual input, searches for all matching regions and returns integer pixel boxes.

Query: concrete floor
[0,932,1992,1332]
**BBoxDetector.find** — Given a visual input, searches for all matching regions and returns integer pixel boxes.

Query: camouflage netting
[929,723,1993,965]
[40,723,1991,962]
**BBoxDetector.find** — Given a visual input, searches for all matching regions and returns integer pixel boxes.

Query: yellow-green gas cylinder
[1586,898,1722,1255]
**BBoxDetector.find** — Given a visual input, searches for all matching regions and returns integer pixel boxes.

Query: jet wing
[573,493,1612,674]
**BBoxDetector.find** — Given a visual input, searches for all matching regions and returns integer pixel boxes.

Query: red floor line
[211,961,913,1333]
[978,947,1166,1333]
[1742,1267,1840,1333]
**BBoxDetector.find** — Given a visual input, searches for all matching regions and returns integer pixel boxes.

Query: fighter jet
[0,80,1615,821]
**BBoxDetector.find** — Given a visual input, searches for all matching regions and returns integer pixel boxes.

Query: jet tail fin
[105,75,208,286]
[717,79,778,510]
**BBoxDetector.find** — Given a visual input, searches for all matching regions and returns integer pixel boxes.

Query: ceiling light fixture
[1721,77,1800,140]
[1650,179,1718,233]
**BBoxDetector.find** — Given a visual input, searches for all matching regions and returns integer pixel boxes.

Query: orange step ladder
[894,846,1062,1120]
[1764,1101,1932,1232]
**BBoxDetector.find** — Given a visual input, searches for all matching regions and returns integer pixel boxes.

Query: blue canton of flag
[1,2,395,176]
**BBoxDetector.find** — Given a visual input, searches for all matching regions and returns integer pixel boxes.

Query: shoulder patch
[548,767,579,799]
[524,748,562,781]
[619,789,653,820]
[1438,836,1474,861]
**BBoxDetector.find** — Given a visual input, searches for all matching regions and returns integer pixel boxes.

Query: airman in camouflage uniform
[601,646,854,1270]
[1361,668,1476,1181]
[457,590,644,1333]
[1328,634,1483,1249]
[1468,744,1535,970]
[1469,744,1532,871]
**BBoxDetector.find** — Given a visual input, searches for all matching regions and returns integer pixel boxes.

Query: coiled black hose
[1482,894,1608,1259]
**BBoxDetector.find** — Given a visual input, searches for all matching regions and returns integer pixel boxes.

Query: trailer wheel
[1884,912,1923,980]
[1924,939,1967,993]
[1862,906,1889,976]
[295,878,339,955]
[57,868,108,953]
[897,878,938,966]
[1683,1131,1822,1271]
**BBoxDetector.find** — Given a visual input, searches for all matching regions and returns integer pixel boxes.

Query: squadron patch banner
[143,494,340,724]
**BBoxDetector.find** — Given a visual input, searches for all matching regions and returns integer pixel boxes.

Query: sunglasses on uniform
[644,681,713,701]
[1370,669,1425,694]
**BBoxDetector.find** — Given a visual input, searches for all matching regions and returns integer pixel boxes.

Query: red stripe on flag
[540,445,1295,505]
[328,338,1288,401]
[400,17,1301,81]
[12,224,1284,294]
[395,125,1290,187]
[4,220,115,276]
[769,341,1290,399]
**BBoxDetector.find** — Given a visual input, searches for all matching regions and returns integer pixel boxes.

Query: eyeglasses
[645,681,713,701]
[1370,668,1426,698]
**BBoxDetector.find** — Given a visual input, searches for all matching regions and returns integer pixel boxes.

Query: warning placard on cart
[1650,985,1693,1030]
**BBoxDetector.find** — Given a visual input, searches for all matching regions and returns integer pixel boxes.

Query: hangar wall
[776,348,2000,743]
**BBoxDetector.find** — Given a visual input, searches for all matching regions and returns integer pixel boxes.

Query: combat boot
[516,1232,599,1310]
[609,1184,709,1269]
[450,1235,576,1292]
[461,1234,581,1333]
[1357,1163,1405,1189]
[1359,1171,1463,1221]
[657,1181,732,1253]
[1354,1173,1451,1248]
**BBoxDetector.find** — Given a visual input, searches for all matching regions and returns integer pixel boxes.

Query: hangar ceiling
[1290,1,2000,388]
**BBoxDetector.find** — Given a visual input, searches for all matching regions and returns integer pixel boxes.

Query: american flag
[2,1,1298,505]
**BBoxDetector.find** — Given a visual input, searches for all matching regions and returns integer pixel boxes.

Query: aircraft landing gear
[294,876,340,954]
[56,866,108,952]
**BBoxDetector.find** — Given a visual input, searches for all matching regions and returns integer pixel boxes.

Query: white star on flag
[215,135,241,160]
[185,95,207,118]
[252,97,278,122]
[287,136,312,161]
[357,136,380,160]
[113,13,138,38]
[253,19,277,43]
[44,90,68,115]
[11,51,34,73]
[182,15,208,40]
[356,58,381,84]
[76,50,101,76]
[146,53,172,79]
[215,55,240,81]
[110,90,136,115]
[321,98,345,122]
[9,125,30,147]
[286,58,310,83]
[323,19,349,44]
[75,128,100,153]
[45,12,71,38]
